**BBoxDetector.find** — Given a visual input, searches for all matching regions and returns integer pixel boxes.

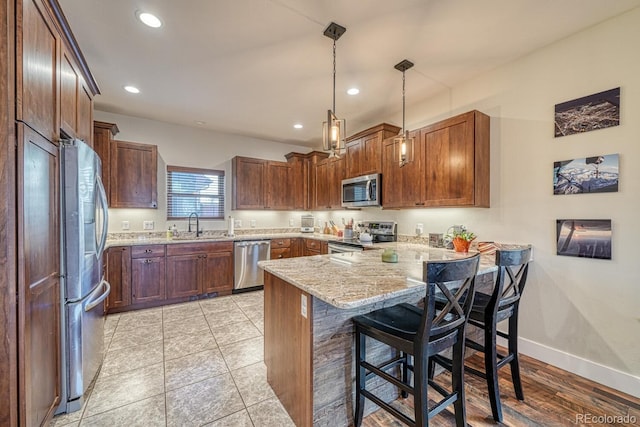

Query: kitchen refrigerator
[57,139,111,413]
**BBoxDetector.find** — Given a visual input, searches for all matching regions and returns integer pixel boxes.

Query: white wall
[99,6,640,394]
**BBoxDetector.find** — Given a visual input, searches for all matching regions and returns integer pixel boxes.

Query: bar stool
[432,246,532,422]
[353,254,480,427]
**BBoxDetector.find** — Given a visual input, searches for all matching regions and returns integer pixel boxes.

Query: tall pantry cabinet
[1,0,99,425]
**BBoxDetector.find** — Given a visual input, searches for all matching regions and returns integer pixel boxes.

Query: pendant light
[394,59,414,167]
[322,22,347,158]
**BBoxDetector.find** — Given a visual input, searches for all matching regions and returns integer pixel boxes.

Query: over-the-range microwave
[341,173,381,208]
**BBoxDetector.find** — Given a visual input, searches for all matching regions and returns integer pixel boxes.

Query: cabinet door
[76,78,93,146]
[232,157,266,209]
[345,138,362,178]
[270,247,291,260]
[110,140,158,208]
[105,246,131,311]
[201,252,233,294]
[328,157,345,209]
[165,254,201,299]
[266,161,292,209]
[93,121,118,206]
[19,0,58,141]
[422,115,475,206]
[18,124,60,426]
[59,48,78,138]
[131,257,165,304]
[361,132,382,176]
[314,160,330,209]
[381,130,423,208]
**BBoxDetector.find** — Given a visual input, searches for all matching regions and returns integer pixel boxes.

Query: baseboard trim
[496,336,640,399]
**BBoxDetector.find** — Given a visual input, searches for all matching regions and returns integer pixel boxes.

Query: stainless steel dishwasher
[234,240,271,291]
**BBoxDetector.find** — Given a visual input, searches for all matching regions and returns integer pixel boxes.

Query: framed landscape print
[554,87,620,137]
[556,219,611,260]
[553,153,619,194]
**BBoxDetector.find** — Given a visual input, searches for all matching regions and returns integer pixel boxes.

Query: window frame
[166,165,225,220]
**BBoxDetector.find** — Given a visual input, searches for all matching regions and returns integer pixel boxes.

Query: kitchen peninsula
[259,244,499,427]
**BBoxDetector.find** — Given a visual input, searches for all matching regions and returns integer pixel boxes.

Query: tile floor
[50,290,296,427]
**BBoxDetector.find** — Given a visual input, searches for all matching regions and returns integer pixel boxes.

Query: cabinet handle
[415,202,425,206]
[145,249,152,253]
[278,254,283,258]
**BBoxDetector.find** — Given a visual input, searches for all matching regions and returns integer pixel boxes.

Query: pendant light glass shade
[393,59,414,167]
[322,22,347,158]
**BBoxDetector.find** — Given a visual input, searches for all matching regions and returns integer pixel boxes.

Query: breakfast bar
[259,244,499,427]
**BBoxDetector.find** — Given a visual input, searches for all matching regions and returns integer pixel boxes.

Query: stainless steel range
[327,221,397,253]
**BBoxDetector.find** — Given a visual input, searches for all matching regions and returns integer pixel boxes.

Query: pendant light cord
[402,70,406,135]
[332,39,337,114]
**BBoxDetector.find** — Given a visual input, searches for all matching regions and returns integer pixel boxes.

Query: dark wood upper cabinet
[381,110,490,208]
[93,121,119,205]
[110,140,158,208]
[232,156,301,210]
[311,156,344,210]
[232,156,266,209]
[19,0,59,142]
[345,123,401,179]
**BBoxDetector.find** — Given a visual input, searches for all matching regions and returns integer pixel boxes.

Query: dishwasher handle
[236,240,270,247]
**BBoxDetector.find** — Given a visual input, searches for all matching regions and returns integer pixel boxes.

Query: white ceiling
[60,0,639,148]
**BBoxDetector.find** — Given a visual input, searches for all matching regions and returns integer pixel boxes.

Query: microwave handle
[366,180,372,201]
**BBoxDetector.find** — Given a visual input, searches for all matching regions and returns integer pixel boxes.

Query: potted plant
[448,229,476,253]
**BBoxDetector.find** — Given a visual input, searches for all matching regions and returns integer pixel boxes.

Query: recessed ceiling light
[293,124,303,129]
[137,11,162,28]
[347,88,360,95]
[124,85,140,94]
[195,120,206,126]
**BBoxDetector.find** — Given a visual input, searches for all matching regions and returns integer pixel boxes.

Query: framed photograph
[556,219,611,260]
[554,87,620,137]
[553,153,619,194]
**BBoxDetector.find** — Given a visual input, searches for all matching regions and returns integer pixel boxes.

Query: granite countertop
[105,231,341,248]
[259,243,499,309]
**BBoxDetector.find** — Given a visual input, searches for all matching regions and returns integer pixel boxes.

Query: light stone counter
[105,231,342,248]
[259,243,498,309]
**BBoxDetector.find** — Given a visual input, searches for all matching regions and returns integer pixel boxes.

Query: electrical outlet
[121,221,130,230]
[416,223,424,235]
[289,218,295,227]
[143,220,154,230]
[301,294,307,318]
[250,219,256,228]
[234,219,242,228]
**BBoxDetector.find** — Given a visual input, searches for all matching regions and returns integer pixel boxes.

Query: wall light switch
[234,219,242,228]
[289,218,295,227]
[416,223,424,235]
[121,221,130,230]
[143,220,154,230]
[250,219,256,228]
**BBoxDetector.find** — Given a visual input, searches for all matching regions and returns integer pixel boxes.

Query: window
[167,166,225,219]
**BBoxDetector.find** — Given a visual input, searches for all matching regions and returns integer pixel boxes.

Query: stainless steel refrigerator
[57,139,111,413]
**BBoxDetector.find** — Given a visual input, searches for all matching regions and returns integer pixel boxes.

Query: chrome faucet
[188,212,202,237]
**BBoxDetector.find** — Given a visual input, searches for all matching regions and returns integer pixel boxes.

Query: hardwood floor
[362,350,640,426]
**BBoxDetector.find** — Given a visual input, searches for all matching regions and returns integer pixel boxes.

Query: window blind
[167,166,225,220]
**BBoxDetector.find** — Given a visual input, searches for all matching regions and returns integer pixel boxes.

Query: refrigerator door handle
[96,174,109,260]
[85,279,111,312]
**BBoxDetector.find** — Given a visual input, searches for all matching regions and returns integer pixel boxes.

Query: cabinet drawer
[270,247,291,259]
[131,245,165,258]
[305,239,321,250]
[166,241,233,256]
[271,238,291,248]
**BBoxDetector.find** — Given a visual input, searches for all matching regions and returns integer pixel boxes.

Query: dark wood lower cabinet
[131,257,166,304]
[105,242,234,313]
[105,246,131,310]
[18,124,60,427]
